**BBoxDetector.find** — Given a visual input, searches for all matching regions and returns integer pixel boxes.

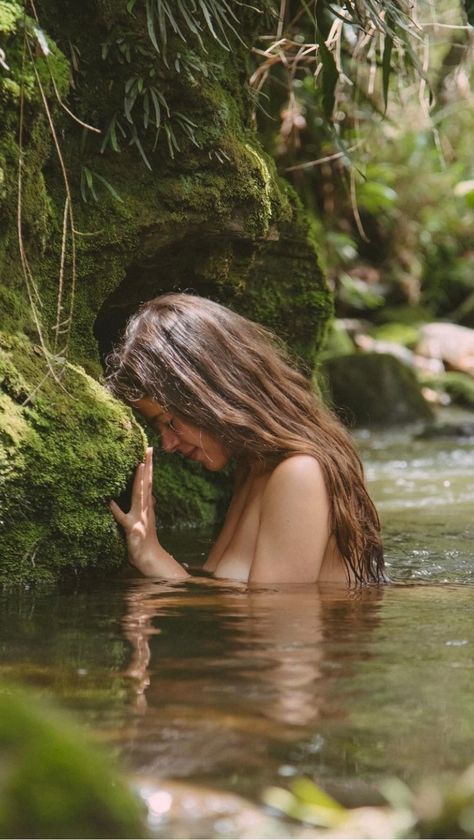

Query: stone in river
[322,352,434,427]
[416,323,474,375]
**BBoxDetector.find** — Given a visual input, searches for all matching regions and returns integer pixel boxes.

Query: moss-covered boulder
[0,683,146,838]
[0,332,146,586]
[323,352,434,426]
[0,3,332,582]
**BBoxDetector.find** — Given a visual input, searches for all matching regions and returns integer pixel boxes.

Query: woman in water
[106,293,384,585]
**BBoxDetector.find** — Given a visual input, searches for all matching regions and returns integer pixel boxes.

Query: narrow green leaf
[156,88,170,117]
[164,123,175,158]
[84,166,93,189]
[145,0,161,53]
[130,129,152,169]
[198,0,229,50]
[382,34,393,112]
[143,90,150,129]
[80,170,88,203]
[317,35,338,120]
[94,173,124,203]
[150,87,162,127]
[124,87,138,123]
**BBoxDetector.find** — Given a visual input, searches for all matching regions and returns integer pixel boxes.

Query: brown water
[1,417,473,837]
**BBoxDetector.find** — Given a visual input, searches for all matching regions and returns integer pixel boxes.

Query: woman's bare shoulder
[261,455,327,508]
[268,454,325,484]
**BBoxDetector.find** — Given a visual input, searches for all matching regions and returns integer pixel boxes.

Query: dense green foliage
[263,1,473,328]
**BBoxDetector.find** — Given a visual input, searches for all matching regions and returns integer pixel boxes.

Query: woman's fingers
[110,449,153,530]
[145,447,153,501]
[130,461,146,515]
[109,499,127,527]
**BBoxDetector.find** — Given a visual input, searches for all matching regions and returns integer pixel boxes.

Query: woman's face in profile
[135,397,231,471]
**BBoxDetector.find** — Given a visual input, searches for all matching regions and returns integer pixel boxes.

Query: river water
[1,413,473,837]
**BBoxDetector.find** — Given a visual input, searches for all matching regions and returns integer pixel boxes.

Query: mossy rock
[319,319,355,360]
[0,683,146,838]
[323,352,434,426]
[0,2,332,562]
[0,332,146,586]
[437,371,474,409]
[371,322,420,348]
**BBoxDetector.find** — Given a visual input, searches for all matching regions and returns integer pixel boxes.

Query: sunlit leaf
[291,778,345,812]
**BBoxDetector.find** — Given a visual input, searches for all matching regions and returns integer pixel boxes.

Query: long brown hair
[106,293,384,583]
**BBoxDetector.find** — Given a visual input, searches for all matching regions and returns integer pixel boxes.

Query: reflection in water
[120,580,385,790]
[1,424,473,836]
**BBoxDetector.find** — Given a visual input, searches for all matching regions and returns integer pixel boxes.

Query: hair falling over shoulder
[106,293,385,584]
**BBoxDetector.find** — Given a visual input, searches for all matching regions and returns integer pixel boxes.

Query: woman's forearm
[129,546,189,580]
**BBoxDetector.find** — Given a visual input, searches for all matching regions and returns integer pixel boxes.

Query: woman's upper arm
[248,456,331,584]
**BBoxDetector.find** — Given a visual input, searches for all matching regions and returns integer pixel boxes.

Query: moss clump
[0,683,146,838]
[441,371,474,408]
[0,332,146,586]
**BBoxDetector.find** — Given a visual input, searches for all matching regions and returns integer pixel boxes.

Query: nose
[160,426,181,453]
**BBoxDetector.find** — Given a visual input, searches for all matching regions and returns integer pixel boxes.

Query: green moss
[0,1,333,573]
[0,683,146,838]
[432,371,474,409]
[371,322,420,347]
[0,332,146,586]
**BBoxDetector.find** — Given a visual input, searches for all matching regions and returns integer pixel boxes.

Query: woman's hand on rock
[110,447,162,568]
[109,447,188,580]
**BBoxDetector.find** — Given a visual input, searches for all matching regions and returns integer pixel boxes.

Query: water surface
[1,416,473,837]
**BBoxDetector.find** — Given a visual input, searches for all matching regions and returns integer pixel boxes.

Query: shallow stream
[1,412,473,837]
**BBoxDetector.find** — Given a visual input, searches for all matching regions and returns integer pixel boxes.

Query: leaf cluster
[74,0,247,183]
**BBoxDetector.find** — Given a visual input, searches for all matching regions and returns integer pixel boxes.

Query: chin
[203,455,230,472]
